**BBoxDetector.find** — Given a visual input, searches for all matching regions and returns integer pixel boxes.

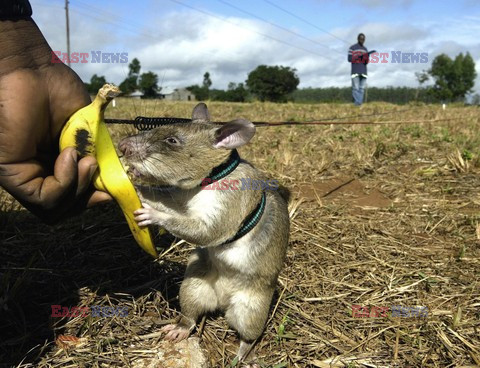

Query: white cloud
[29,1,479,95]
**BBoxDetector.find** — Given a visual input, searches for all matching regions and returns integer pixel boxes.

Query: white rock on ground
[132,337,210,368]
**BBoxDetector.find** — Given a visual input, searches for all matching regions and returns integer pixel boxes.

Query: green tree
[454,53,476,98]
[187,71,213,101]
[139,71,159,98]
[246,65,300,102]
[187,85,209,101]
[226,82,248,102]
[415,70,429,100]
[119,58,141,94]
[415,71,430,85]
[119,76,137,95]
[85,74,107,94]
[128,58,141,76]
[203,72,212,89]
[211,82,249,102]
[428,52,477,101]
[428,54,453,101]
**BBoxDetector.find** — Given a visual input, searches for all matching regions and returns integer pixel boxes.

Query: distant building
[163,88,195,101]
[128,90,144,99]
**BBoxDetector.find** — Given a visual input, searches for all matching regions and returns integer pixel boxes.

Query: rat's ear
[192,103,210,123]
[213,119,255,149]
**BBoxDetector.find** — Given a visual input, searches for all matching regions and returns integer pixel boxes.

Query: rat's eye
[164,137,180,145]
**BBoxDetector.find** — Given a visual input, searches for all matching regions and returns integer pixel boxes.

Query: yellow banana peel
[59,84,158,258]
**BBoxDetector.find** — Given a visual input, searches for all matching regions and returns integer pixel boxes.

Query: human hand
[0,18,111,224]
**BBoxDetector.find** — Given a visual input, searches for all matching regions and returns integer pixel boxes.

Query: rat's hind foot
[161,316,195,343]
[236,340,259,367]
[161,324,191,342]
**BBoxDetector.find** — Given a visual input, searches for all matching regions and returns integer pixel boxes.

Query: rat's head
[119,103,255,189]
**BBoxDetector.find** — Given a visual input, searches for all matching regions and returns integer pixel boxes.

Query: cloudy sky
[31,0,480,95]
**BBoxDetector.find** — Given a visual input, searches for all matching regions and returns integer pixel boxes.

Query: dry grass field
[1,99,479,367]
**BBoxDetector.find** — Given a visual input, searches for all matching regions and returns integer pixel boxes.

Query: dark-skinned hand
[0,18,111,224]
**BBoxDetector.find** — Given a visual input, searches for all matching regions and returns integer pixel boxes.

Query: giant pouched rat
[118,103,290,367]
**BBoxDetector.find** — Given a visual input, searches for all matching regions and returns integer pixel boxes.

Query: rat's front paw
[134,203,166,227]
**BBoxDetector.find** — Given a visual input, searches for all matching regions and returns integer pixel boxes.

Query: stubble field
[1,99,479,367]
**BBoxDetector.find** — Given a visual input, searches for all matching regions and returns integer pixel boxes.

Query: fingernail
[89,165,98,179]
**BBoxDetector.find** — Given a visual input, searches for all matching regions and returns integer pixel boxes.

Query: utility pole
[65,0,70,67]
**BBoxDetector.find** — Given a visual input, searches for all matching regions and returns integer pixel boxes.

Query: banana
[59,84,158,258]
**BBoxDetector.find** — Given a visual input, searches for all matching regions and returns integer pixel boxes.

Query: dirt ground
[1,101,479,367]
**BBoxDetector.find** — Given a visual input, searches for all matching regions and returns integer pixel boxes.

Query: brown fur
[120,103,290,366]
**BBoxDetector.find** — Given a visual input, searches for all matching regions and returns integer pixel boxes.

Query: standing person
[348,33,370,106]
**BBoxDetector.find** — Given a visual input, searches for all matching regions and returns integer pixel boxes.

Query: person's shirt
[348,43,368,77]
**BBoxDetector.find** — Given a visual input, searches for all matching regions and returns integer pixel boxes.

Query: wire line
[169,0,337,60]
[263,0,351,45]
[217,0,343,55]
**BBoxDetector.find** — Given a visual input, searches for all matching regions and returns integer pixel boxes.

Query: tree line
[186,66,299,103]
[84,52,477,104]
[291,86,436,104]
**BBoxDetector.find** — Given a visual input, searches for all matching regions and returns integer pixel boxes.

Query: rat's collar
[206,149,240,182]
[142,149,241,192]
[218,191,266,246]
[134,149,267,244]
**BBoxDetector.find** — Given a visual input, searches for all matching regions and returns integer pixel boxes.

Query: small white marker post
[112,99,116,108]
[442,103,446,110]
